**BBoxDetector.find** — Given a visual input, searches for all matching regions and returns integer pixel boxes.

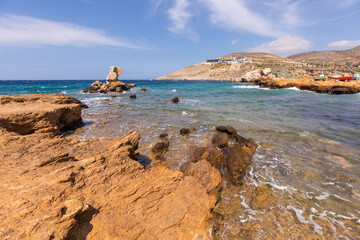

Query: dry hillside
[288,46,360,66]
[220,52,295,63]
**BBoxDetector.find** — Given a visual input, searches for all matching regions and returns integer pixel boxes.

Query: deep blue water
[1,80,359,238]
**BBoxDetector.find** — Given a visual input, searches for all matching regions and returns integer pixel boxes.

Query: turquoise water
[1,80,359,238]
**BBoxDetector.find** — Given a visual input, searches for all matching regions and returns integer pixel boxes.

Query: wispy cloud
[328,40,360,49]
[0,15,145,49]
[249,35,312,55]
[199,0,282,37]
[167,0,199,41]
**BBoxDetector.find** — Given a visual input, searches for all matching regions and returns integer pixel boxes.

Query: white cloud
[198,0,283,37]
[231,39,240,45]
[328,40,360,49]
[249,35,312,55]
[0,15,143,48]
[167,0,199,41]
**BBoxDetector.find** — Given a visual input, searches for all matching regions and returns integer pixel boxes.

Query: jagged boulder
[106,66,123,83]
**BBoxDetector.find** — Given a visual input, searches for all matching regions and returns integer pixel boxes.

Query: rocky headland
[154,47,360,94]
[253,75,360,94]
[0,94,265,239]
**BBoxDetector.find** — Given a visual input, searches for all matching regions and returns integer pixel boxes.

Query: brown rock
[106,66,123,82]
[159,133,168,139]
[151,138,170,154]
[0,96,217,240]
[171,97,179,103]
[129,94,137,99]
[183,160,222,197]
[192,146,223,169]
[0,94,83,135]
[212,133,229,148]
[180,128,190,136]
[140,86,149,92]
[250,184,275,210]
[224,138,256,185]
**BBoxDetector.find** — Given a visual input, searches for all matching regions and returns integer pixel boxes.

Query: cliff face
[0,94,219,240]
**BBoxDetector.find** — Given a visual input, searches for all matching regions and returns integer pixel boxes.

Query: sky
[0,0,359,80]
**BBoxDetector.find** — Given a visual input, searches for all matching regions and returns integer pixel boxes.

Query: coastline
[1,81,359,239]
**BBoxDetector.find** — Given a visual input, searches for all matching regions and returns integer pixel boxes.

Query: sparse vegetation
[210,63,231,70]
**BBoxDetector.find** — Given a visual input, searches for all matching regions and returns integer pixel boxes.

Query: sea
[1,80,359,239]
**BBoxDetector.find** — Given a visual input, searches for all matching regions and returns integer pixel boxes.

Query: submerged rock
[140,86,149,92]
[212,133,229,148]
[180,128,190,136]
[224,138,256,185]
[171,97,179,103]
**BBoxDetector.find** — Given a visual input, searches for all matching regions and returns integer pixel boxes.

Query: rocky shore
[253,75,360,94]
[0,94,262,239]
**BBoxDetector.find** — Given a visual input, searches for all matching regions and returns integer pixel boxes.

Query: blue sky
[0,0,359,80]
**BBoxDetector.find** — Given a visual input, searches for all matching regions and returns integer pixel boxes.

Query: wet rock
[33,89,39,92]
[212,133,229,148]
[189,127,197,132]
[250,184,275,210]
[192,146,223,169]
[101,99,110,103]
[129,94,137,99]
[171,97,179,103]
[180,128,190,136]
[126,83,137,88]
[224,138,256,185]
[216,125,237,135]
[182,160,222,197]
[159,133,168,139]
[151,138,170,154]
[140,86,149,92]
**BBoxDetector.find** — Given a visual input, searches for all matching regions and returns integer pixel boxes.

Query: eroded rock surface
[254,75,360,94]
[0,94,85,135]
[0,95,218,240]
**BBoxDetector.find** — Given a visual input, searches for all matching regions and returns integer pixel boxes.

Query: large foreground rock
[0,94,85,135]
[0,95,217,240]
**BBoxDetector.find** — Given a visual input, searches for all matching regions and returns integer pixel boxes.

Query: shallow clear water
[1,80,359,239]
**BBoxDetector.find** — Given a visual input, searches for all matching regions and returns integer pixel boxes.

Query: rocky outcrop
[192,126,257,185]
[254,75,360,94]
[82,80,137,94]
[106,66,123,82]
[0,94,220,240]
[0,94,85,135]
[83,66,137,94]
[241,68,272,82]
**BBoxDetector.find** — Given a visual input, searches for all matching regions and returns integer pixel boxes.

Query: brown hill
[220,52,295,63]
[288,46,360,66]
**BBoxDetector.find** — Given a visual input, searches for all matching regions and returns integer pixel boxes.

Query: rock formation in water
[0,94,221,239]
[106,66,123,83]
[83,66,137,93]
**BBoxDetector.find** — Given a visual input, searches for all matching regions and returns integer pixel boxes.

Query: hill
[288,46,360,66]
[155,52,304,81]
[220,52,295,63]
